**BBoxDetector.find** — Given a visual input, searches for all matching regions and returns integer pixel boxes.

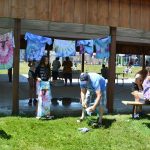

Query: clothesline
[25,32,111,60]
[0,31,111,70]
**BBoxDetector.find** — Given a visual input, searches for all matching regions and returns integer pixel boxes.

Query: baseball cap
[80,73,89,87]
[80,73,89,81]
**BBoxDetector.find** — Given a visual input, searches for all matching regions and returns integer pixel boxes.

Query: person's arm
[48,67,51,81]
[131,82,142,100]
[131,91,140,99]
[58,61,61,68]
[80,88,87,108]
[70,61,73,67]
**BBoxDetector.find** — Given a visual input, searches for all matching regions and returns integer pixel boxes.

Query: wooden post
[47,49,50,61]
[142,54,145,69]
[8,68,12,82]
[81,53,84,72]
[12,18,21,115]
[107,27,117,113]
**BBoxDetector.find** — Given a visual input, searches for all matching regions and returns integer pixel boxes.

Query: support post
[107,27,117,113]
[142,54,145,69]
[81,53,84,72]
[12,18,21,115]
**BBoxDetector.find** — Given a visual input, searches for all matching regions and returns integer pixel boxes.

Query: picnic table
[122,100,150,117]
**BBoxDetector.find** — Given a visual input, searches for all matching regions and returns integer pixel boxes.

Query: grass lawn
[0,114,150,150]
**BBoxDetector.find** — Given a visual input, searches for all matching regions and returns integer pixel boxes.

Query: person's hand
[87,106,96,112]
[37,78,41,81]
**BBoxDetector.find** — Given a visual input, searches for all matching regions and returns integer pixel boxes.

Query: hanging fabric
[77,40,94,56]
[94,36,111,59]
[0,32,14,70]
[36,81,52,118]
[53,39,76,57]
[25,32,52,61]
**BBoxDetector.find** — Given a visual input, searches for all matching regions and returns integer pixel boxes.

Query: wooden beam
[107,27,117,113]
[81,53,84,72]
[12,18,21,115]
[142,54,145,69]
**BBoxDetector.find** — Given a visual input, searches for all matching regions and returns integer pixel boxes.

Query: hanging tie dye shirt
[77,40,93,56]
[25,32,52,61]
[0,32,14,70]
[53,39,76,57]
[94,36,111,59]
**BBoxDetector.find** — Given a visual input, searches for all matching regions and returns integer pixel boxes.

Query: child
[28,60,37,106]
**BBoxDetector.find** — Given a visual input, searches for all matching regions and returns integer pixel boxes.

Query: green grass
[0,114,150,150]
[0,62,142,79]
[77,64,142,78]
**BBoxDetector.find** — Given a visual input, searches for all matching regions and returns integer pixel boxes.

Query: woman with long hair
[35,56,53,119]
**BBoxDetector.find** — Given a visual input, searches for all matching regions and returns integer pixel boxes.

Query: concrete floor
[0,74,149,116]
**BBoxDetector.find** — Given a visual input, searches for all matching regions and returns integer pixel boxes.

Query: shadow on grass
[0,113,35,118]
[102,118,116,128]
[142,123,150,128]
[86,117,116,129]
[0,130,11,140]
[140,114,150,120]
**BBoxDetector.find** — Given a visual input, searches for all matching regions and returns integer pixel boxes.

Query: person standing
[78,72,107,127]
[28,60,37,106]
[52,57,61,83]
[62,57,73,86]
[101,64,108,79]
[35,56,52,119]
[35,56,51,82]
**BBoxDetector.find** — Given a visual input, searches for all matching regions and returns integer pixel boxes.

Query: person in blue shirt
[78,72,107,127]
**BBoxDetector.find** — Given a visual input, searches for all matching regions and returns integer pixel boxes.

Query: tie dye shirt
[0,32,14,69]
[25,32,52,61]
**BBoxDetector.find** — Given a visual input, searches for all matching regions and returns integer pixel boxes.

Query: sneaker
[77,118,84,123]
[28,99,32,106]
[33,99,38,106]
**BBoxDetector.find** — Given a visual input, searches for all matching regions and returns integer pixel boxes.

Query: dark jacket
[35,65,51,81]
